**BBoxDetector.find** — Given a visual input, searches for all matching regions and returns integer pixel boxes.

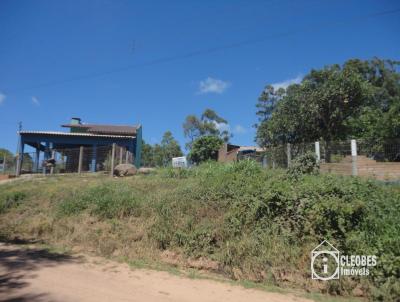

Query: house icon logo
[311,240,340,280]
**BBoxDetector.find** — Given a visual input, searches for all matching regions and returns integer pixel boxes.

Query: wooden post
[50,150,55,174]
[315,141,320,162]
[287,143,291,168]
[351,139,358,176]
[110,143,116,177]
[78,146,84,174]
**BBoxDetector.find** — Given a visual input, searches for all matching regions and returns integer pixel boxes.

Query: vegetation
[0,148,14,168]
[183,108,231,149]
[141,131,183,167]
[188,136,223,164]
[287,152,319,178]
[0,162,399,301]
[255,58,400,149]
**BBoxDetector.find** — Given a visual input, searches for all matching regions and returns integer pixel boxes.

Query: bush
[188,136,223,164]
[2,160,399,299]
[287,152,319,178]
[150,161,399,298]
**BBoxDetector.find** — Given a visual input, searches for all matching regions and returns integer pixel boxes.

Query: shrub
[2,160,399,300]
[287,152,319,178]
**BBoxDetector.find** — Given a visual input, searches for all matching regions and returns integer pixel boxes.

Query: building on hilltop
[16,117,142,175]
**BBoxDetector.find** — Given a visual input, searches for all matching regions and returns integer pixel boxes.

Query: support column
[50,150,56,175]
[135,125,142,168]
[34,147,40,173]
[43,142,50,175]
[78,146,84,174]
[119,146,123,165]
[91,145,97,172]
[110,143,116,177]
[125,150,130,164]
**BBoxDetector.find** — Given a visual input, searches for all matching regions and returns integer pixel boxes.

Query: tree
[255,60,382,146]
[141,132,183,167]
[0,148,14,170]
[183,108,231,149]
[159,131,183,166]
[188,135,223,164]
[141,140,155,167]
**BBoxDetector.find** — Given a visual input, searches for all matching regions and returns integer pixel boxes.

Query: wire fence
[237,139,400,181]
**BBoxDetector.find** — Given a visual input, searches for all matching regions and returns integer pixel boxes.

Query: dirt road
[0,242,312,302]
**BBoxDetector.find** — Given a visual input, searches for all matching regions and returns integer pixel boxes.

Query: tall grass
[0,162,399,300]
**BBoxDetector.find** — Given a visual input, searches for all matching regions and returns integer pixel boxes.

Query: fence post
[287,143,291,167]
[262,155,267,168]
[315,141,320,162]
[78,146,84,174]
[110,143,116,177]
[351,139,358,176]
[50,150,55,175]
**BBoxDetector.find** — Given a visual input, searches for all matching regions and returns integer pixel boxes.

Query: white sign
[172,156,188,168]
[311,240,377,281]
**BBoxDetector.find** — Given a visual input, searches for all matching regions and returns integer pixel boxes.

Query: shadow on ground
[0,238,79,302]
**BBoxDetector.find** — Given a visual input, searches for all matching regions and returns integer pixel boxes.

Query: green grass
[0,162,398,301]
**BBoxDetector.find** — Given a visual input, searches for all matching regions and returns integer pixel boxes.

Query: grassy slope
[0,162,399,301]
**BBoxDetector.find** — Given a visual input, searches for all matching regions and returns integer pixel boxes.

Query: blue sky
[0,0,399,154]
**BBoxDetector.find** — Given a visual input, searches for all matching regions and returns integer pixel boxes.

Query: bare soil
[0,242,312,302]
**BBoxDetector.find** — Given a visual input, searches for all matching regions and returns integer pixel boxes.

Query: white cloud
[0,92,6,105]
[31,96,40,106]
[233,124,247,134]
[198,77,230,94]
[271,75,302,90]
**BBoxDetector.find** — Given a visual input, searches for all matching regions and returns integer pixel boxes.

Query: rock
[138,167,156,174]
[114,164,137,176]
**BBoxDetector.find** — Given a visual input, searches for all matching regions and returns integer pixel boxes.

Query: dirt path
[0,242,312,302]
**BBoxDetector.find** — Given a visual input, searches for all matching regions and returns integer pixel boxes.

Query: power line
[5,7,400,94]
